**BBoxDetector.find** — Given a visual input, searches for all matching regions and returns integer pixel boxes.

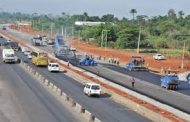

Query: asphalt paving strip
[15,48,151,122]
[3,29,190,118]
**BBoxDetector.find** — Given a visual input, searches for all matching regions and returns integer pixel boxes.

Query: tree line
[0,9,190,51]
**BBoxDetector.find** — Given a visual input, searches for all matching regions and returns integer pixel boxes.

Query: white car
[48,63,60,72]
[21,47,28,53]
[27,53,32,59]
[153,53,165,60]
[24,51,31,56]
[83,83,101,97]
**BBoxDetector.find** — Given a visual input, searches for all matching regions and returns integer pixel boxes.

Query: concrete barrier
[56,88,62,95]
[75,103,81,112]
[50,82,54,88]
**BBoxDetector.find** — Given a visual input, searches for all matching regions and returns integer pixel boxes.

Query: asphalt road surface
[0,49,87,121]
[0,37,150,122]
[5,29,190,114]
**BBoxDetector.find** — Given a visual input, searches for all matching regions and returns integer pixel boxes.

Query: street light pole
[137,26,141,54]
[61,26,64,36]
[41,24,44,34]
[64,27,67,41]
[50,23,53,37]
[101,30,104,47]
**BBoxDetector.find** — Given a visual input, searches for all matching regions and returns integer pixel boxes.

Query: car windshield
[91,85,100,90]
[51,64,58,67]
[5,54,14,57]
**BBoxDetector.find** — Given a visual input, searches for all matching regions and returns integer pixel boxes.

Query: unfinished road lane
[5,28,190,114]
[15,48,150,122]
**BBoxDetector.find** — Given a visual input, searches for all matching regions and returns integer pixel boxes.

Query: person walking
[131,77,136,87]
[67,60,70,67]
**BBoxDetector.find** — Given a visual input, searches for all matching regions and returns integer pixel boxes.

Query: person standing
[131,77,136,87]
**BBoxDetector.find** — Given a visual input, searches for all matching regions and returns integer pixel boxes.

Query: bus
[31,51,48,66]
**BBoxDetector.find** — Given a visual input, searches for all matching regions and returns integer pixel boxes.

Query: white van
[83,83,101,97]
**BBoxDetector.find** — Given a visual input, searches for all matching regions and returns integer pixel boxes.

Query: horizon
[0,0,190,19]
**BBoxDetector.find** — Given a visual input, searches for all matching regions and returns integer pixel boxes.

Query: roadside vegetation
[0,9,190,55]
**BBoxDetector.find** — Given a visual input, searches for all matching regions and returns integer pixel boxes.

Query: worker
[67,60,70,67]
[108,57,111,63]
[131,77,136,87]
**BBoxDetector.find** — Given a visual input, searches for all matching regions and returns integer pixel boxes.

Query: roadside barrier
[19,62,101,122]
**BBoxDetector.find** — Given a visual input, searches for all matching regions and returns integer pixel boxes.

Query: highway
[6,29,190,114]
[0,38,150,122]
[0,46,87,122]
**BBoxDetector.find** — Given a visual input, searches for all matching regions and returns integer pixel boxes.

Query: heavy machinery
[125,56,148,71]
[79,55,97,66]
[160,70,179,90]
[54,35,76,61]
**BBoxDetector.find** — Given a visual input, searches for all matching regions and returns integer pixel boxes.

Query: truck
[54,35,76,61]
[125,56,148,71]
[2,49,19,63]
[160,70,179,90]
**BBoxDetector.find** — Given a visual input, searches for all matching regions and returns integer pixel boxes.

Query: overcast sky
[0,0,190,19]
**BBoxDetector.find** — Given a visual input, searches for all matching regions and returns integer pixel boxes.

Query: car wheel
[87,92,91,97]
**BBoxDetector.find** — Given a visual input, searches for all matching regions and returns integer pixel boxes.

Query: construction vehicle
[125,56,148,71]
[79,55,97,66]
[54,35,76,60]
[47,38,55,45]
[160,70,179,90]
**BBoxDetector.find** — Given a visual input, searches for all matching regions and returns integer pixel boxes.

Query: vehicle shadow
[90,93,112,98]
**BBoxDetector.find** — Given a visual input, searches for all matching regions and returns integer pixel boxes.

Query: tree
[83,12,89,21]
[178,11,184,19]
[115,27,145,49]
[168,9,177,20]
[130,9,137,21]
[101,14,115,22]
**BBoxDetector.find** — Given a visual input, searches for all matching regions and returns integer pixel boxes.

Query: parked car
[153,53,165,60]
[48,63,60,72]
[83,83,101,97]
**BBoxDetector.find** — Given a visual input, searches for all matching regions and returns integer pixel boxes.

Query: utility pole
[101,30,110,48]
[78,30,81,40]
[181,41,186,70]
[105,30,108,48]
[61,26,64,36]
[137,26,141,54]
[72,26,74,38]
[64,27,67,41]
[50,23,53,37]
[101,30,104,47]
[41,24,44,34]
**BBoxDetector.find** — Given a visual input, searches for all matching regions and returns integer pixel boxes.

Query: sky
[0,0,190,19]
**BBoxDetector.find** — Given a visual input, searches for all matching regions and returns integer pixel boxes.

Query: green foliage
[0,10,190,50]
